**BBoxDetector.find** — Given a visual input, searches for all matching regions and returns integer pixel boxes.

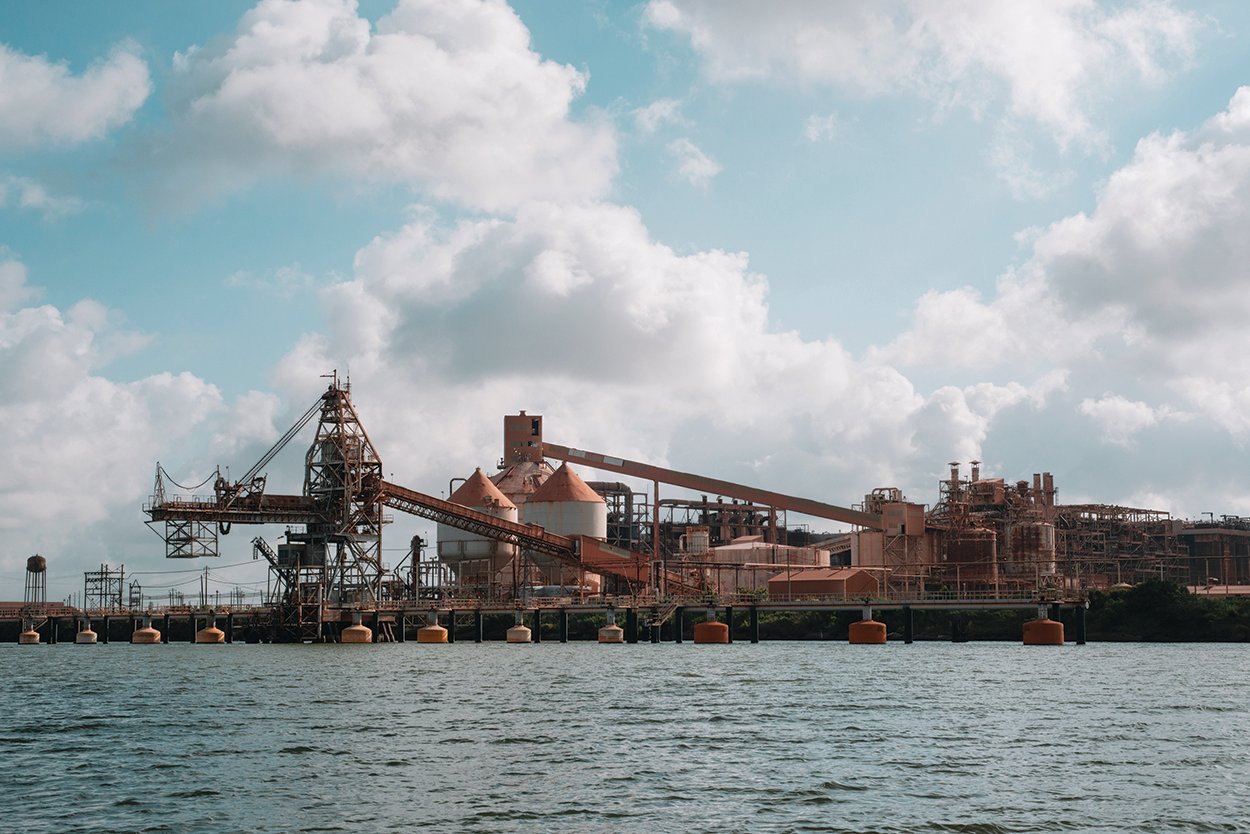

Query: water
[2,641,1248,833]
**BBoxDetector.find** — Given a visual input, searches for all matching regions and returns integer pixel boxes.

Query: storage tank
[522,463,606,589]
[491,460,554,508]
[438,469,519,586]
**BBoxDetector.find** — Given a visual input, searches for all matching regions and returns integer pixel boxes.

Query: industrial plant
[6,377,1248,646]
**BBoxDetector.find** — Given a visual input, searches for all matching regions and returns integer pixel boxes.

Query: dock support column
[396,614,405,643]
[473,610,483,643]
[1075,605,1087,645]
[163,614,170,644]
[102,616,110,644]
[447,612,457,644]
[531,609,542,643]
[674,607,684,643]
[649,609,660,643]
[750,606,760,644]
[559,608,568,643]
[225,613,234,644]
[903,605,914,644]
[625,608,638,644]
[372,611,381,644]
[1049,603,1061,622]
[188,614,197,643]
[726,606,734,644]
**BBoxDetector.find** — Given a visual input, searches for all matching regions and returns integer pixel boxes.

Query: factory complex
[7,378,1247,646]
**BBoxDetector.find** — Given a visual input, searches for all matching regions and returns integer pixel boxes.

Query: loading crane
[145,377,694,640]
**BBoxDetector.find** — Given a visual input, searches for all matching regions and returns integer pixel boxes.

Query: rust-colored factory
[7,378,1246,645]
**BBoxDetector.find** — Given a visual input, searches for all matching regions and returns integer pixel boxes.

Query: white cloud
[0,175,84,218]
[646,0,1199,151]
[666,137,721,186]
[272,201,1056,513]
[157,0,617,211]
[883,87,1250,448]
[0,256,286,579]
[1080,394,1166,445]
[633,98,684,134]
[0,42,151,150]
[803,112,840,143]
[0,258,41,312]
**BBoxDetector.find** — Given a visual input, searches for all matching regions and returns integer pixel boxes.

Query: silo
[490,459,554,509]
[438,468,519,590]
[522,463,606,591]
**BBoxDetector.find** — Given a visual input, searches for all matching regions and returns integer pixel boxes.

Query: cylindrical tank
[684,526,710,555]
[75,621,98,644]
[438,469,519,585]
[491,460,554,508]
[947,528,998,585]
[1023,618,1064,645]
[195,620,226,644]
[598,623,625,643]
[693,619,730,644]
[417,612,448,643]
[26,555,47,573]
[849,619,887,644]
[522,463,607,587]
[132,618,161,644]
[341,612,372,644]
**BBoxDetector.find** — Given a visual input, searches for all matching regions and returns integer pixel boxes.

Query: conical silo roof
[528,463,604,504]
[450,468,516,510]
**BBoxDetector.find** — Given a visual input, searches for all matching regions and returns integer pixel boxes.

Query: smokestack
[970,460,981,482]
[949,461,960,483]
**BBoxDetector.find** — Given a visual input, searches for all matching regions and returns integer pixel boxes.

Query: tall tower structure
[24,555,47,612]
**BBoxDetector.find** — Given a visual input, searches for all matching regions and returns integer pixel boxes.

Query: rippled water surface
[3,641,1249,833]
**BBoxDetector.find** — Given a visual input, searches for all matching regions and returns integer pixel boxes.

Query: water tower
[24,555,47,611]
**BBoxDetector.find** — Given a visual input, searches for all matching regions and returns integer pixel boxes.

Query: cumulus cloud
[0,256,284,578]
[0,42,151,150]
[0,175,83,218]
[803,112,840,143]
[633,98,684,134]
[155,0,616,211]
[1079,394,1181,445]
[646,0,1198,157]
[272,201,1059,513]
[666,137,721,185]
[884,87,1250,450]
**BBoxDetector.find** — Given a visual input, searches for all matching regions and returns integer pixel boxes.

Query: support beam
[543,442,882,529]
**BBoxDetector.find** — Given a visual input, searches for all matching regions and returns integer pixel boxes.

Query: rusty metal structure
[146,377,692,641]
[83,564,126,612]
[139,380,1233,643]
[24,555,47,614]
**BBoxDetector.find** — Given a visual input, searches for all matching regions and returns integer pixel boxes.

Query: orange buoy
[341,611,373,643]
[598,624,625,643]
[1023,618,1064,645]
[75,628,98,644]
[19,628,41,645]
[506,624,532,643]
[132,620,162,645]
[693,620,730,644]
[195,625,226,644]
[848,619,887,644]
[341,624,373,643]
[417,624,449,643]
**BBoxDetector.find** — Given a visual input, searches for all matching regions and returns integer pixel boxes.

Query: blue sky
[4,0,1250,601]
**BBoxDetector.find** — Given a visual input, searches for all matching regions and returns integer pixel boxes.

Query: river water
[2,640,1247,833]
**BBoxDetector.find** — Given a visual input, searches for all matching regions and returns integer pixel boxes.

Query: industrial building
[0,377,1212,644]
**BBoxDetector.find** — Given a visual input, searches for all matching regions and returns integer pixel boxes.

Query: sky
[3,0,1250,604]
